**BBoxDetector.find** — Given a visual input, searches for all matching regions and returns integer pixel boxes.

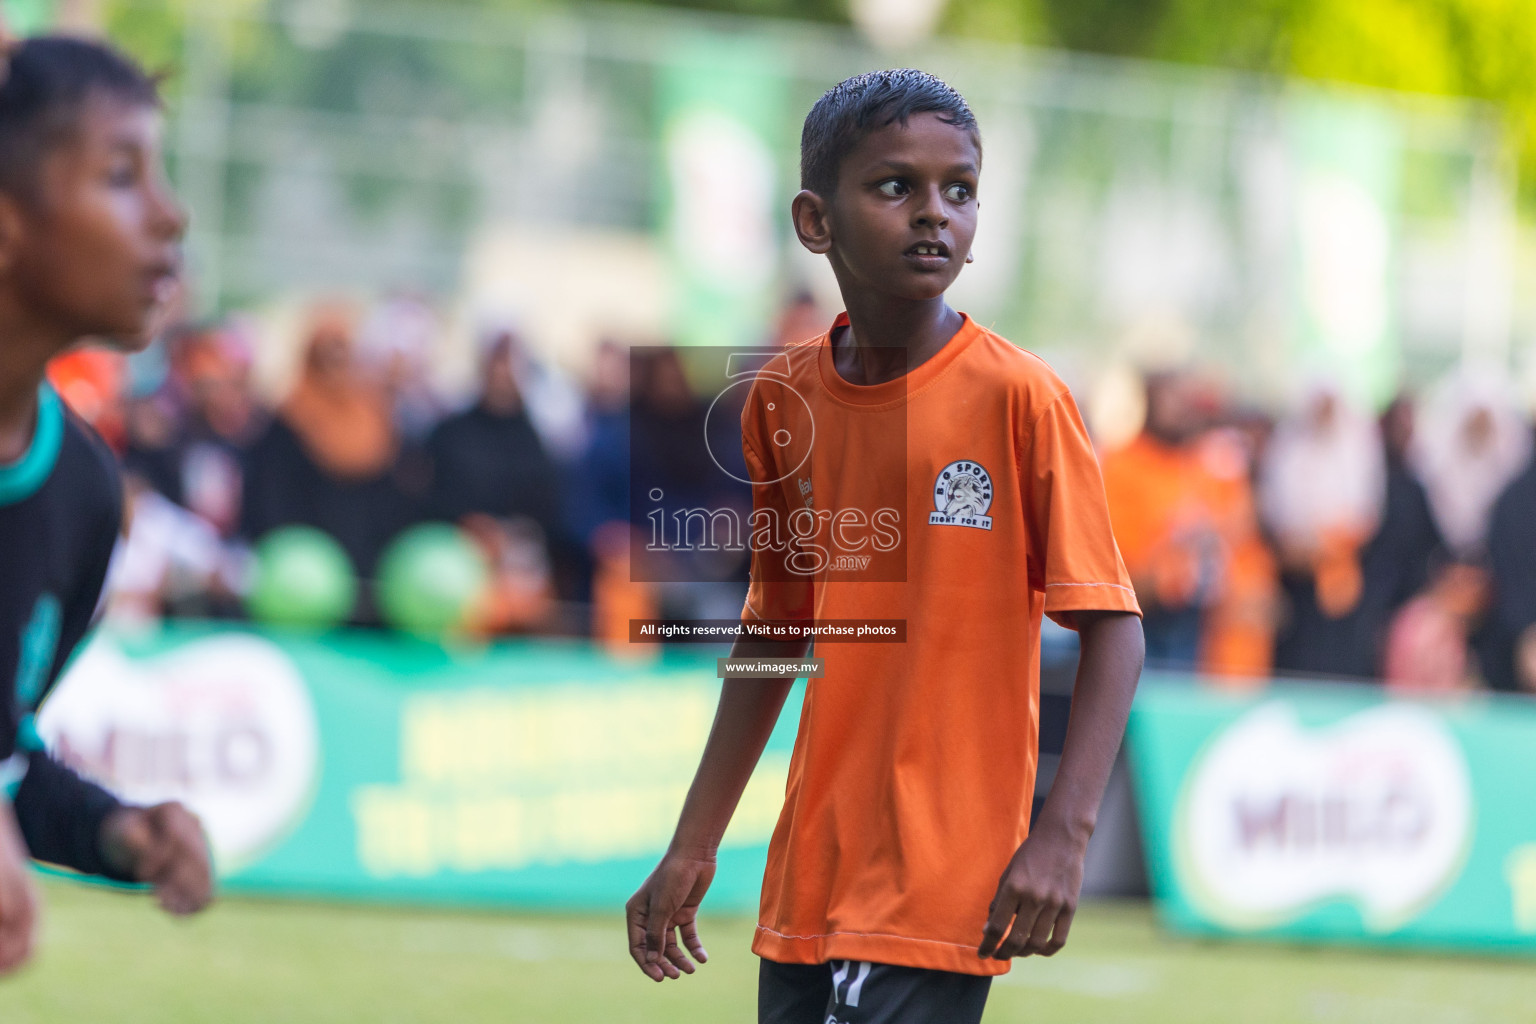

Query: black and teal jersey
[0,383,132,879]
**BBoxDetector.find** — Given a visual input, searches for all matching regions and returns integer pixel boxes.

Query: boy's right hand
[0,803,39,976]
[625,849,715,982]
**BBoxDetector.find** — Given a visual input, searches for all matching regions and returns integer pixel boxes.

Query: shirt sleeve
[12,748,131,881]
[7,424,132,879]
[739,383,815,630]
[1023,389,1142,629]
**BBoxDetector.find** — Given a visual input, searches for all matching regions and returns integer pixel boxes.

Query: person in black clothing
[568,338,630,546]
[241,306,423,606]
[423,329,590,620]
[426,330,561,532]
[0,36,213,974]
[1363,397,1445,644]
[1265,392,1442,680]
[1481,443,1536,693]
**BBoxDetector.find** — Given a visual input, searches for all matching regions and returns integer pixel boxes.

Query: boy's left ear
[791,190,832,256]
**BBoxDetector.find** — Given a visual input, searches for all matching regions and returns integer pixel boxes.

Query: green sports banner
[1128,679,1536,952]
[0,0,55,34]
[37,624,799,910]
[1285,91,1403,408]
[657,33,787,349]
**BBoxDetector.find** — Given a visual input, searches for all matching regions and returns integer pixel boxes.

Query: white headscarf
[1410,368,1533,559]
[1259,379,1386,550]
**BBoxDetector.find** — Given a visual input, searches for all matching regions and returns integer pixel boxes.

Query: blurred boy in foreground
[0,35,213,975]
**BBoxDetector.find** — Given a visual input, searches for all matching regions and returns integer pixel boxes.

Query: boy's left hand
[977,821,1087,960]
[99,802,214,916]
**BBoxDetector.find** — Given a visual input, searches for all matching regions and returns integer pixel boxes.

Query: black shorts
[758,957,992,1024]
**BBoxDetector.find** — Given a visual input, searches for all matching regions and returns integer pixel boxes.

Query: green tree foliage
[951,0,1536,207]
[639,0,845,22]
[82,0,1536,206]
[1040,0,1173,57]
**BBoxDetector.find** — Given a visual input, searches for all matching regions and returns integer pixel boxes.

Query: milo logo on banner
[1174,702,1473,932]
[37,634,320,872]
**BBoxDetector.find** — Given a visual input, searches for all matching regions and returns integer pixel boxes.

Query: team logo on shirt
[929,460,993,530]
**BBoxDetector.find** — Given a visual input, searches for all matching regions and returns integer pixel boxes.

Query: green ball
[247,526,358,630]
[377,524,489,639]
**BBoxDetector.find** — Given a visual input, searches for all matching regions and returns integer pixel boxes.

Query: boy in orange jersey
[626,70,1144,1023]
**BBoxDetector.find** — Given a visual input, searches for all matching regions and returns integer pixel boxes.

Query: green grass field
[1,878,1531,1023]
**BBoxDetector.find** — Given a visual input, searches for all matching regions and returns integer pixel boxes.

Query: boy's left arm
[977,609,1144,960]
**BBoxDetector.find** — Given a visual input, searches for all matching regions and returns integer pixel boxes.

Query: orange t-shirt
[740,312,1140,976]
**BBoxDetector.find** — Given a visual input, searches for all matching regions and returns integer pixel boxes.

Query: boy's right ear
[791,190,832,256]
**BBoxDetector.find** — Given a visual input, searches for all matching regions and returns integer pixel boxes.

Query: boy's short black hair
[800,69,978,198]
[0,35,161,203]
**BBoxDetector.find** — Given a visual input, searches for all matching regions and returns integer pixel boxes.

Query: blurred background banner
[36,625,797,910]
[39,621,1536,958]
[0,0,51,34]
[1288,93,1402,406]
[30,0,1506,393]
[1129,681,1536,952]
[659,35,787,349]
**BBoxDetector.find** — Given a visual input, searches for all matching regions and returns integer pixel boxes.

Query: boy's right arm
[625,636,808,982]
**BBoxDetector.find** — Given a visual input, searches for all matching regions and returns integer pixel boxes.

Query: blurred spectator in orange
[589,522,658,661]
[242,305,421,593]
[1101,370,1229,668]
[1192,416,1279,682]
[48,347,126,450]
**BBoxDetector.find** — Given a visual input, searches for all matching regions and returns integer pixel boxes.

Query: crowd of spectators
[52,299,614,638]
[46,294,1536,692]
[1103,365,1536,694]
